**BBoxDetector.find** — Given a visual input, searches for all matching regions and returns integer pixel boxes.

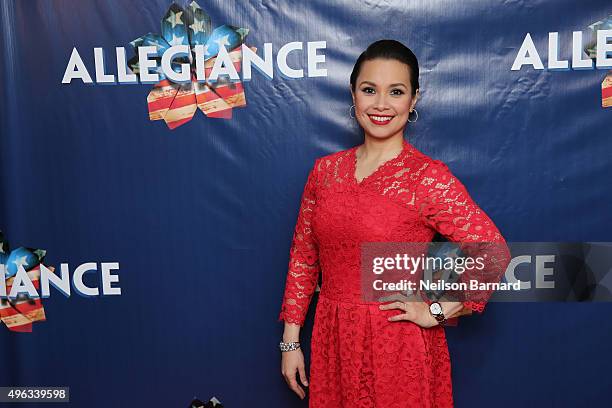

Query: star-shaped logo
[0,230,47,332]
[128,1,255,129]
[584,14,612,108]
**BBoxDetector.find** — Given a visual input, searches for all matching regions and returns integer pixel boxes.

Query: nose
[373,93,390,111]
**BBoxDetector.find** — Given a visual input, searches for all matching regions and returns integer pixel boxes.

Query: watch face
[430,302,442,315]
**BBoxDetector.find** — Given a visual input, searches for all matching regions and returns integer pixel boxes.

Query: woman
[278,39,509,407]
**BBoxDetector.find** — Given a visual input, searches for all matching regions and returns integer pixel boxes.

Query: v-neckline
[351,140,408,186]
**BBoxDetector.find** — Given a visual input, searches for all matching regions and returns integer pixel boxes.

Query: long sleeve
[416,160,511,313]
[278,159,321,326]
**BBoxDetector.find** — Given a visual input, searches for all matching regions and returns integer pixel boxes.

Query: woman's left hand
[378,294,438,328]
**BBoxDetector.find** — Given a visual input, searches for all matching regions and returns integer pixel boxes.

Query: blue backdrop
[1,0,611,406]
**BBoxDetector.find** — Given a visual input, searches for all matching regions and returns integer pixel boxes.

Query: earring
[349,104,355,118]
[408,108,419,123]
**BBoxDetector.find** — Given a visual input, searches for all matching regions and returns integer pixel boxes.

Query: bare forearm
[283,322,301,342]
[441,301,466,319]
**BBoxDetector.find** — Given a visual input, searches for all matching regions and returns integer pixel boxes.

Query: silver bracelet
[279,341,300,352]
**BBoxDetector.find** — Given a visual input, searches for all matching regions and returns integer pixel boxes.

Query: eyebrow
[359,81,407,88]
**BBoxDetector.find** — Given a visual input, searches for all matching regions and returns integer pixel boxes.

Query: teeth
[370,115,392,122]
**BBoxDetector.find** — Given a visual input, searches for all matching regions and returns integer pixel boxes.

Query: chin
[367,127,402,139]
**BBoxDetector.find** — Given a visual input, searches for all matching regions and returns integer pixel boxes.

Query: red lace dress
[278,139,509,408]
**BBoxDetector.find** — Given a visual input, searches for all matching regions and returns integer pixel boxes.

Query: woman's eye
[361,87,375,94]
[391,89,404,96]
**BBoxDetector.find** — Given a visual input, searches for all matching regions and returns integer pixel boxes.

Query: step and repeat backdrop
[1,0,611,406]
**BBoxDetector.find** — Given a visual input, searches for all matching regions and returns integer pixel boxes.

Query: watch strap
[430,302,447,326]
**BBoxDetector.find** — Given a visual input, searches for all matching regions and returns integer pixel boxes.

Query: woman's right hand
[281,348,309,399]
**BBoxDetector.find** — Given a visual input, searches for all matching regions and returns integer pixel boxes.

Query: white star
[215,34,230,50]
[236,28,249,39]
[189,1,201,12]
[165,10,184,29]
[191,19,206,34]
[445,247,460,258]
[149,39,165,50]
[13,255,28,268]
[168,33,185,46]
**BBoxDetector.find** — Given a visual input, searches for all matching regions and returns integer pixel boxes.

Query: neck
[358,133,405,160]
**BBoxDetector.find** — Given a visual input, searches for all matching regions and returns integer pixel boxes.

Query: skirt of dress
[308,294,454,408]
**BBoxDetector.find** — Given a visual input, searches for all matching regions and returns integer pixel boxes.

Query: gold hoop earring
[349,104,355,119]
[408,108,419,123]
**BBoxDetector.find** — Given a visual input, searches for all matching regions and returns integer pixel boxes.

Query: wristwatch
[429,301,447,326]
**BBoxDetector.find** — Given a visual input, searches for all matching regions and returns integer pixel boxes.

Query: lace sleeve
[278,159,321,326]
[416,160,511,313]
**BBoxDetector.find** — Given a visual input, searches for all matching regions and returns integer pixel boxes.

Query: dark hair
[350,39,419,96]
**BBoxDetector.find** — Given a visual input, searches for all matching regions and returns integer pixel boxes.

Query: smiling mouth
[368,114,395,125]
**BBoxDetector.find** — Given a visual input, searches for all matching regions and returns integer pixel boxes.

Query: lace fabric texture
[278,140,510,407]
